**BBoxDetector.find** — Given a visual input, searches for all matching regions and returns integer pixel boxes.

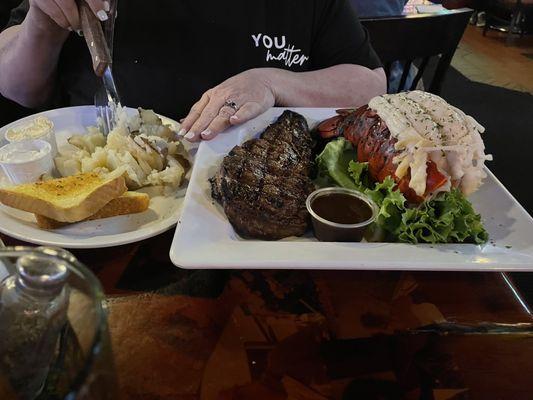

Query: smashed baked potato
[55,108,189,192]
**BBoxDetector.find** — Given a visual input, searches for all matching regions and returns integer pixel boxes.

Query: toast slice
[0,170,127,223]
[35,191,150,229]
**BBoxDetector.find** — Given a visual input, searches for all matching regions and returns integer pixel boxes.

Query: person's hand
[180,69,276,142]
[28,0,110,33]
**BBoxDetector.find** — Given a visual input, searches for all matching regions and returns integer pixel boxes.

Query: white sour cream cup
[0,140,53,185]
[5,116,58,156]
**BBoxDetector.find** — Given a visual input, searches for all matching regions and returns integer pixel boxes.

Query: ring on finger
[223,100,239,112]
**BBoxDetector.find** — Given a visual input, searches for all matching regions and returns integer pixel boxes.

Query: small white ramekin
[0,140,54,185]
[5,116,58,156]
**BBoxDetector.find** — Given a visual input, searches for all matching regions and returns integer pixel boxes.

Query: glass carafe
[0,246,117,400]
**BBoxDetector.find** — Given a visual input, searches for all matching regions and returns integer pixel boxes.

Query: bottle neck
[14,254,69,300]
[15,275,64,300]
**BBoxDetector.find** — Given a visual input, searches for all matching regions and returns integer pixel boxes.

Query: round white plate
[0,106,196,249]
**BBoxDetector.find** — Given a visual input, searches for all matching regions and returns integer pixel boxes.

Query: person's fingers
[37,0,71,29]
[179,92,210,137]
[229,102,264,126]
[201,106,237,140]
[52,0,80,30]
[185,96,227,142]
[85,0,109,21]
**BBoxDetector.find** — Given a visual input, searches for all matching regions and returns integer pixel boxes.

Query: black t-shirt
[6,0,381,119]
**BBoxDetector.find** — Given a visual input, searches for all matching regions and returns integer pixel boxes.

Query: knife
[78,0,112,77]
[78,0,122,130]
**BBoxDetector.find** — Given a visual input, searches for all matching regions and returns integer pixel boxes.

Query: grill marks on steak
[210,111,314,240]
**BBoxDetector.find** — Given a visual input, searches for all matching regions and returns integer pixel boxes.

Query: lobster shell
[317,105,448,203]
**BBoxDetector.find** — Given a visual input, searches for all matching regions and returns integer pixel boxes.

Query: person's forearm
[0,8,68,108]
[266,64,387,108]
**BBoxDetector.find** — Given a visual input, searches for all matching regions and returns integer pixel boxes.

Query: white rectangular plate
[170,108,533,271]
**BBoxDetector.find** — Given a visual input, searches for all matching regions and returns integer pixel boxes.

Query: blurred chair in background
[483,0,533,44]
[350,0,416,93]
[361,9,473,94]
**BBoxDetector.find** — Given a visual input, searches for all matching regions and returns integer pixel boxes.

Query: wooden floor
[452,25,533,94]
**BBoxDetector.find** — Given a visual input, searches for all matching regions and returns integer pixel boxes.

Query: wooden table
[2,230,533,399]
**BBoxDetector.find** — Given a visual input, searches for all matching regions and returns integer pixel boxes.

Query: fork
[79,0,121,135]
[95,67,121,135]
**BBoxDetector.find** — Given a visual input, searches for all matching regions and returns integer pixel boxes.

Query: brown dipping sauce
[306,189,376,242]
[311,193,373,225]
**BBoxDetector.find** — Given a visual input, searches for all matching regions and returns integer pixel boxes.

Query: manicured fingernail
[179,118,185,123]
[103,1,111,12]
[97,10,109,21]
[230,115,239,123]
[67,27,73,32]
[178,128,186,136]
[184,131,196,140]
[200,129,212,139]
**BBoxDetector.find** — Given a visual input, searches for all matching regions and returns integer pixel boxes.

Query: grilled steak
[210,110,315,240]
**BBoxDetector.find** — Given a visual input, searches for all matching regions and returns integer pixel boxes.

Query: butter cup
[5,117,58,156]
[0,140,53,185]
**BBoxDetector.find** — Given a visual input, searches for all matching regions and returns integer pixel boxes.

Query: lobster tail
[317,105,449,203]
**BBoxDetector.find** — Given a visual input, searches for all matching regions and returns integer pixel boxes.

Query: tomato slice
[396,177,424,204]
[425,161,448,194]
[391,161,448,204]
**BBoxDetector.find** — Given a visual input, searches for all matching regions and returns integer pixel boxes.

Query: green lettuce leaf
[314,138,489,244]
[347,159,370,191]
[315,138,359,190]
[396,189,488,245]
